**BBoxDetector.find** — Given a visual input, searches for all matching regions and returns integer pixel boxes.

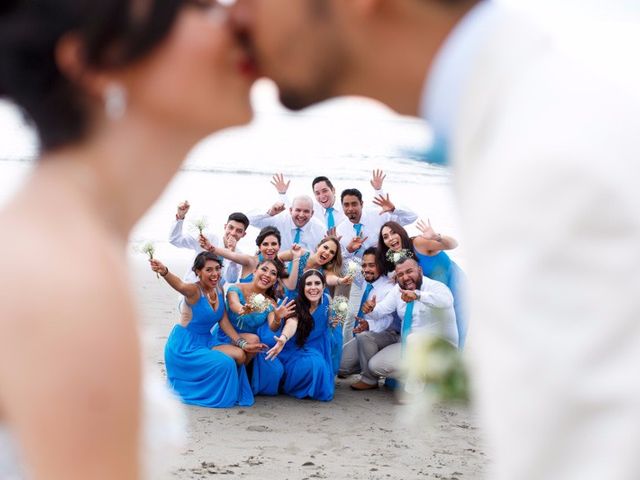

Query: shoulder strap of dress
[227,284,244,302]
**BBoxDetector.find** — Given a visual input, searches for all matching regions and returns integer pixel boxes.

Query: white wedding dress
[0,371,186,479]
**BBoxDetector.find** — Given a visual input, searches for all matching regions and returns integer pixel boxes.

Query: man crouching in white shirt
[351,257,457,390]
[338,247,396,379]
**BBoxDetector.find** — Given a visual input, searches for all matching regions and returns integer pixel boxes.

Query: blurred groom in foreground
[230,1,640,479]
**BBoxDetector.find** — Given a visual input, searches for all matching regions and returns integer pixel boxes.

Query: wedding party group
[152,170,466,407]
[2,0,638,478]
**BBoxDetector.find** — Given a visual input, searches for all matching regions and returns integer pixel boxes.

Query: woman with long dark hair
[0,0,256,477]
[376,220,468,347]
[269,270,337,401]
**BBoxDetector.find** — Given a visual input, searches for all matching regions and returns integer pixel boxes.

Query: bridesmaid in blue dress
[282,236,353,373]
[377,220,468,348]
[220,258,296,396]
[200,226,296,285]
[150,252,266,408]
[282,236,352,298]
[268,269,337,401]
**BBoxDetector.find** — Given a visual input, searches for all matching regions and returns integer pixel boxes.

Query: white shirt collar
[420,1,499,139]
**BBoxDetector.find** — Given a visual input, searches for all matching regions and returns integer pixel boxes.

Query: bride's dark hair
[0,0,183,150]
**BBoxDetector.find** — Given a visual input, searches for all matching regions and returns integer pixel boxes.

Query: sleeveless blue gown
[283,253,343,373]
[164,290,254,408]
[415,250,468,348]
[218,285,284,396]
[239,253,264,284]
[278,293,336,401]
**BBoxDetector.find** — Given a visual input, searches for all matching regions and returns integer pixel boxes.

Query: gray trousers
[357,330,401,385]
[338,337,360,376]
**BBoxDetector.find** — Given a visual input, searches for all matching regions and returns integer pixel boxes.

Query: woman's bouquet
[137,241,158,278]
[341,258,363,284]
[329,295,350,327]
[386,248,413,265]
[248,293,271,313]
[190,217,208,235]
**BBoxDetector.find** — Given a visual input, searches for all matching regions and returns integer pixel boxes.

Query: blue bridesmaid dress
[218,285,284,396]
[283,253,343,372]
[164,288,254,408]
[415,250,468,348]
[278,293,336,401]
[239,253,264,284]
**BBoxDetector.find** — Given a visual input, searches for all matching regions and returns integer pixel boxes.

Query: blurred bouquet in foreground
[329,295,350,326]
[402,333,470,405]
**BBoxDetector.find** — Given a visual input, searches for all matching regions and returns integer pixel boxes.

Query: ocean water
[0,82,463,271]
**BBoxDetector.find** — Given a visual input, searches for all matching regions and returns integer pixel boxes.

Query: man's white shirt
[169,219,241,284]
[335,206,418,260]
[360,275,396,333]
[247,210,326,252]
[368,276,457,347]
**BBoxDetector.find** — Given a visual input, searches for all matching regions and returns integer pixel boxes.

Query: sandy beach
[131,254,489,480]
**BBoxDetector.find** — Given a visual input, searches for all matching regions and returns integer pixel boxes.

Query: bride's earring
[103,83,127,120]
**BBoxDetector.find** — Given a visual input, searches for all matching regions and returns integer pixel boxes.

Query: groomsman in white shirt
[270,170,387,230]
[248,195,326,252]
[335,188,417,261]
[169,200,248,284]
[335,187,417,344]
[352,257,457,390]
[338,247,396,378]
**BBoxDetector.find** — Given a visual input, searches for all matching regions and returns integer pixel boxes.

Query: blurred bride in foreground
[0,0,257,478]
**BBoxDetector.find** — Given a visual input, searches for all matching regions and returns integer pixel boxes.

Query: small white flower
[393,252,402,263]
[190,217,209,234]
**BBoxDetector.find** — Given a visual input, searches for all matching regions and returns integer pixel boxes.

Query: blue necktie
[288,228,302,274]
[401,301,415,348]
[354,282,374,335]
[353,223,363,255]
[327,207,335,229]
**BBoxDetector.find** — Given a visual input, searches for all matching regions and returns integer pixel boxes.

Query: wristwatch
[414,290,421,300]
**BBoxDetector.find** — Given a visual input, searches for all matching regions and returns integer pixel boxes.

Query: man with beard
[230,1,640,478]
[338,247,396,381]
[335,187,416,346]
[356,256,456,389]
[248,195,326,251]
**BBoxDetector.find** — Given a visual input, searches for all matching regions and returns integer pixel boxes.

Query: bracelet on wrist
[281,334,289,342]
[160,267,169,277]
[235,338,248,350]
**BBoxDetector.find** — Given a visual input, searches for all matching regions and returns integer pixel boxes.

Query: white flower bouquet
[136,241,158,278]
[190,217,209,235]
[329,295,350,326]
[341,258,363,284]
[248,293,271,313]
[386,248,413,265]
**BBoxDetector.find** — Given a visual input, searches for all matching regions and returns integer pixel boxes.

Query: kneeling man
[351,257,457,390]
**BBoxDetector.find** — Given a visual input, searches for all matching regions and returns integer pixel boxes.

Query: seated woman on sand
[282,236,353,372]
[150,252,266,408]
[267,270,337,402]
[376,220,467,348]
[221,258,296,396]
